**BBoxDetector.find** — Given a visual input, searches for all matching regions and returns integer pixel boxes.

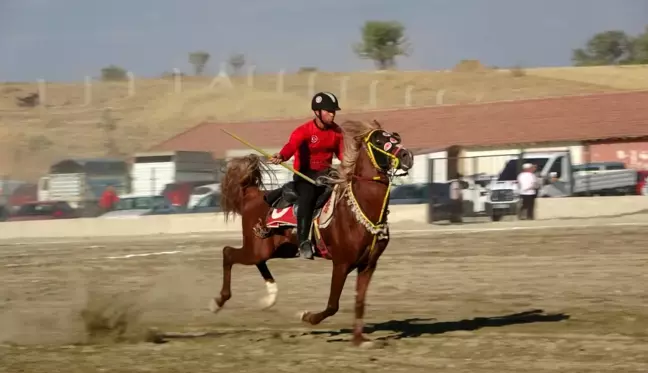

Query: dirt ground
[1,224,647,372]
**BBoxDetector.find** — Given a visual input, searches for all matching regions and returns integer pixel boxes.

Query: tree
[353,20,410,70]
[188,51,210,75]
[572,29,641,66]
[101,65,128,81]
[228,53,245,75]
[629,26,648,64]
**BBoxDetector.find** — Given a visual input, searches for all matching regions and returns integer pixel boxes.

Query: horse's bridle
[345,129,410,255]
[361,129,408,181]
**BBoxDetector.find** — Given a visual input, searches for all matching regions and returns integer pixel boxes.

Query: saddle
[259,181,338,260]
[263,181,333,211]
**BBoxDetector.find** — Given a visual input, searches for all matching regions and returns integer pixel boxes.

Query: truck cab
[486,151,571,221]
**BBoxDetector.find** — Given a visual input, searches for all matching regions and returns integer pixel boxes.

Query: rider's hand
[268,153,283,164]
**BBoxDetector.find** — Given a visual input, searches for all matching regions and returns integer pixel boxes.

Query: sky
[0,0,647,82]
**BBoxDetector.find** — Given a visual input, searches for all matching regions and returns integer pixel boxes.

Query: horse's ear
[372,119,381,128]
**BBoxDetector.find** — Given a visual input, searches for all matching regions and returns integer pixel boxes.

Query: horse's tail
[220,153,269,221]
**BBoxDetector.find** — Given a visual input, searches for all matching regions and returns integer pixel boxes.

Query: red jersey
[279,119,344,173]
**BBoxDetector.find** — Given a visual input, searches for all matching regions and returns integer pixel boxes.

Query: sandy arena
[1,220,647,372]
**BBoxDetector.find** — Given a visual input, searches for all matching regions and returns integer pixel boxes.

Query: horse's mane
[320,119,382,186]
[220,154,271,221]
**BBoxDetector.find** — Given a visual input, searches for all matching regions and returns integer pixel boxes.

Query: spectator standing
[99,185,119,214]
[448,173,465,223]
[517,163,538,220]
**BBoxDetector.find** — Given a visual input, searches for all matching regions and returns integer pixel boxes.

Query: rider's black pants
[294,170,327,242]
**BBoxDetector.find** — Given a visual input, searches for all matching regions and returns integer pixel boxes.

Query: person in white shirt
[448,173,464,223]
[517,163,538,220]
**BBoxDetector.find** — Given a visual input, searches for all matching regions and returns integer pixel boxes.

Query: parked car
[388,182,468,222]
[6,201,78,222]
[7,183,38,212]
[162,180,217,210]
[187,183,220,209]
[187,191,222,214]
[389,183,430,205]
[98,194,176,219]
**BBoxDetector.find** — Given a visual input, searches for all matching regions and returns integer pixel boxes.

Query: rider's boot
[296,207,314,260]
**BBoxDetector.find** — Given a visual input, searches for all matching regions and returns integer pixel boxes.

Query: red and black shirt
[279,119,344,173]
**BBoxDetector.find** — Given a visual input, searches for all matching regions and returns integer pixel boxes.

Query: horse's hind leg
[256,261,278,310]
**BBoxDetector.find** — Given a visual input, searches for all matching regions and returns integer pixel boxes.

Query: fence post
[472,156,479,214]
[84,76,92,106]
[151,168,156,196]
[247,65,256,87]
[339,76,349,103]
[369,80,379,108]
[220,62,232,88]
[436,89,445,105]
[427,157,435,224]
[405,85,414,107]
[277,69,285,94]
[307,72,317,98]
[37,79,46,106]
[127,71,135,97]
[173,68,182,93]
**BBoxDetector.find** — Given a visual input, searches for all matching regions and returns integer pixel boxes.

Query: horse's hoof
[208,298,222,313]
[298,310,310,322]
[259,295,277,310]
[260,282,278,310]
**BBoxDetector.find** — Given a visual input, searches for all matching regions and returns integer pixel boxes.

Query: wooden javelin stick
[220,128,316,185]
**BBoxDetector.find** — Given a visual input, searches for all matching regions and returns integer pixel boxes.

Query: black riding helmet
[311,92,341,112]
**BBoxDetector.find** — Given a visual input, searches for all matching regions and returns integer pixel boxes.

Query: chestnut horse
[211,119,414,345]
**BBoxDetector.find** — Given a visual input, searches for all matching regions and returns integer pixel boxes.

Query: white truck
[37,159,130,215]
[485,151,638,221]
[130,151,218,196]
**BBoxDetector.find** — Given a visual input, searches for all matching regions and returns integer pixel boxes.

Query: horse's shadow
[304,309,569,342]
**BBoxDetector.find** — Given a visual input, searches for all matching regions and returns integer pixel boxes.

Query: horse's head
[362,128,414,175]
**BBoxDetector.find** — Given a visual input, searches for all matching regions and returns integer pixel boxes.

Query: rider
[268,92,344,260]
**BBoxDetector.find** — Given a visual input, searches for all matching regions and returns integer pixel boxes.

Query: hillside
[1,65,647,181]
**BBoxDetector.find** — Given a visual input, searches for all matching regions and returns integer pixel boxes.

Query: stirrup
[298,241,314,259]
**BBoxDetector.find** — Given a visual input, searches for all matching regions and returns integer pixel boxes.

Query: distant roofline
[192,89,648,127]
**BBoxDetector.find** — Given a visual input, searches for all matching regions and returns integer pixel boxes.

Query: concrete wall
[1,196,646,240]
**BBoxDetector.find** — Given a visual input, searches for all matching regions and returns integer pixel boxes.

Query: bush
[101,65,128,81]
[509,65,527,77]
[453,59,486,72]
[298,66,318,73]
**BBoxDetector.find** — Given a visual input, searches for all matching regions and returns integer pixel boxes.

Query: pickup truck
[485,151,638,221]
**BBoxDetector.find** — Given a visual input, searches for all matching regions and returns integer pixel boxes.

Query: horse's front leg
[352,264,376,346]
[300,262,350,325]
